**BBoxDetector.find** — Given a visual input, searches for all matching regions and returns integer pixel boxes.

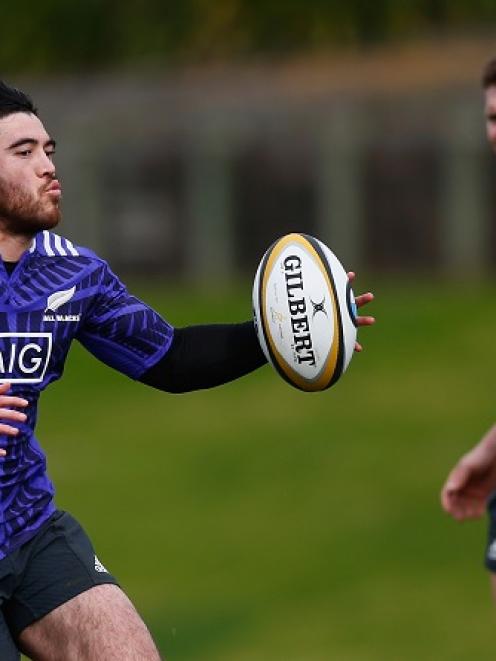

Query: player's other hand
[0,382,28,454]
[348,271,375,352]
[441,439,496,520]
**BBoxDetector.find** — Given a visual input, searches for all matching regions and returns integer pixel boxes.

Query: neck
[0,231,33,262]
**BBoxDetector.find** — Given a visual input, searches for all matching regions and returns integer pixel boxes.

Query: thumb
[444,464,470,493]
[441,464,470,511]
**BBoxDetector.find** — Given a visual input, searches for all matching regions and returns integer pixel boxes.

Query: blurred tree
[1,0,495,73]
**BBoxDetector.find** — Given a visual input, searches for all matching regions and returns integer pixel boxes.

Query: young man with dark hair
[0,80,374,659]
[441,56,496,603]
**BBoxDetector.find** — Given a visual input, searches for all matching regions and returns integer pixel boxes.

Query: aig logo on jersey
[0,333,52,384]
[43,286,80,323]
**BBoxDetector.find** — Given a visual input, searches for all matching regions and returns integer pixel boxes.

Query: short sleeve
[76,262,174,379]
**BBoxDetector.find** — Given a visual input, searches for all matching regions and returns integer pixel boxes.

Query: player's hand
[0,383,28,453]
[347,272,375,352]
[441,441,496,520]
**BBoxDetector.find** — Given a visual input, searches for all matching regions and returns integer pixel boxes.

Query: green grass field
[32,277,496,660]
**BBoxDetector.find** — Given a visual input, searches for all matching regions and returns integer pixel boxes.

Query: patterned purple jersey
[0,230,174,558]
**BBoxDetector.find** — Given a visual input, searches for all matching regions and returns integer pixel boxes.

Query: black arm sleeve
[139,321,267,393]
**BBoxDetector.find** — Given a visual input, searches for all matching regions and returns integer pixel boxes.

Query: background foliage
[3,0,495,73]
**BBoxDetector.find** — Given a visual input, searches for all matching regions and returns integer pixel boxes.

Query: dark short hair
[0,80,37,119]
[482,58,496,89]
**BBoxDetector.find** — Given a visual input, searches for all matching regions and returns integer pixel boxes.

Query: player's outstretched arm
[139,273,375,395]
[140,321,267,394]
[347,272,375,353]
[0,382,28,452]
[441,425,496,520]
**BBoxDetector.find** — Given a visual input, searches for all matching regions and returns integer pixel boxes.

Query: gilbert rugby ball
[253,233,357,392]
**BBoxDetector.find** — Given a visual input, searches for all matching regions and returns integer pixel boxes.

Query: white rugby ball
[253,233,357,392]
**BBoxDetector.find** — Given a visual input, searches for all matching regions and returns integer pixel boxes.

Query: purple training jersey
[0,230,174,558]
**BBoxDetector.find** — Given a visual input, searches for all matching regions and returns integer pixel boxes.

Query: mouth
[44,180,62,199]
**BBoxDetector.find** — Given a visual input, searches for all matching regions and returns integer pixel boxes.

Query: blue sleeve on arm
[76,263,174,379]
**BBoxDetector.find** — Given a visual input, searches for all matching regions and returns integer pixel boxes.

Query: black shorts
[0,510,118,660]
[485,492,496,572]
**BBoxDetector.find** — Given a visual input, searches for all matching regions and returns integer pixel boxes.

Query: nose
[36,151,56,179]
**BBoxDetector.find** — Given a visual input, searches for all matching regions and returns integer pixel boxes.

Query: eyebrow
[6,137,56,151]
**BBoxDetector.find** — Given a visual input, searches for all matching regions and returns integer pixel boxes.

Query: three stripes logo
[94,555,109,573]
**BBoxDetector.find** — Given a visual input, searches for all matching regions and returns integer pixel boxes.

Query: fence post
[440,97,489,275]
[184,124,234,281]
[316,103,365,271]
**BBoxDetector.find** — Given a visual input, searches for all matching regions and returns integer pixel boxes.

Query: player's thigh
[18,583,161,661]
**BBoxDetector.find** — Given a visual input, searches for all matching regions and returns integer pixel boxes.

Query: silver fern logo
[43,286,80,322]
[45,286,76,312]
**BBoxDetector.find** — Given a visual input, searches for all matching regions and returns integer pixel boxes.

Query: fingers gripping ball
[253,233,357,392]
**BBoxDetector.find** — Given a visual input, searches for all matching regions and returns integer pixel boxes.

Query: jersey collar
[30,231,80,258]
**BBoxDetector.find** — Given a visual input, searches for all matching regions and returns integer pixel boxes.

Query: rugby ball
[253,233,357,392]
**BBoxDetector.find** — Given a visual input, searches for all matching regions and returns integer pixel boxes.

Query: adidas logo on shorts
[94,554,109,573]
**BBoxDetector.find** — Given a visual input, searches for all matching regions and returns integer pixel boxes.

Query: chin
[10,212,61,236]
[35,202,62,231]
[43,212,61,230]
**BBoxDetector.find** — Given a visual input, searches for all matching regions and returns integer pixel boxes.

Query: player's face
[0,112,61,235]
[484,86,496,154]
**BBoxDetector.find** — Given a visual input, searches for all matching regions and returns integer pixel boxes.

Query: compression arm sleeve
[139,321,267,393]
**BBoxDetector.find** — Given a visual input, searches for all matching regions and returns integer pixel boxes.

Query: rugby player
[0,80,374,659]
[441,56,496,605]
